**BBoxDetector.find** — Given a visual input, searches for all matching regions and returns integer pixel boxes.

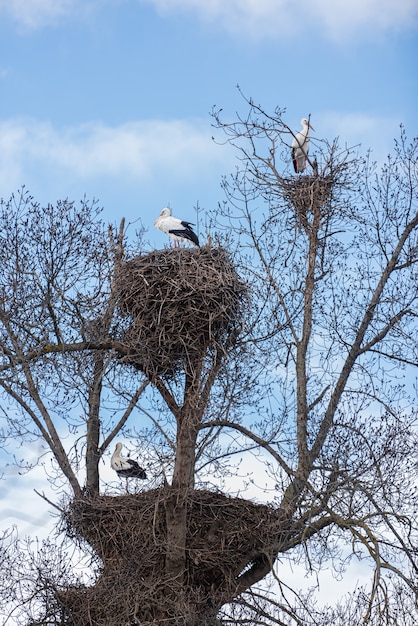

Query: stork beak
[309,122,315,132]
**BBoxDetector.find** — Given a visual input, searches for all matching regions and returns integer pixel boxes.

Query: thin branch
[99,380,151,454]
[200,419,293,476]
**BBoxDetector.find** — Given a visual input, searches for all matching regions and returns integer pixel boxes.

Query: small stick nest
[281,174,334,229]
[115,247,248,378]
[59,489,282,625]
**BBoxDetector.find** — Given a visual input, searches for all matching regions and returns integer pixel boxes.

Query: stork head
[160,207,171,217]
[301,117,315,132]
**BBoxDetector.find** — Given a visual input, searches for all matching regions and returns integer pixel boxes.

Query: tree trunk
[165,405,199,585]
[86,355,104,494]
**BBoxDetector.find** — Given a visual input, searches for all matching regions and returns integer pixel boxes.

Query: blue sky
[0,0,417,249]
[0,0,417,613]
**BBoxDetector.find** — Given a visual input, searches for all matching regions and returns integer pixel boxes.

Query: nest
[59,489,282,625]
[281,174,334,230]
[115,247,248,377]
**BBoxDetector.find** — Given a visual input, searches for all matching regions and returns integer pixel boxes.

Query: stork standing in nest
[154,207,200,247]
[291,117,315,173]
[111,443,147,479]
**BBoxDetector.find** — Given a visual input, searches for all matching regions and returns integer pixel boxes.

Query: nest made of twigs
[66,490,280,578]
[115,247,248,378]
[60,489,282,625]
[281,174,335,229]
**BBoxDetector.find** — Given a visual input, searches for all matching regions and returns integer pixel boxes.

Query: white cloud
[0,0,77,29]
[312,0,418,37]
[0,113,403,211]
[314,112,402,160]
[1,0,417,38]
[139,0,418,41]
[0,117,227,192]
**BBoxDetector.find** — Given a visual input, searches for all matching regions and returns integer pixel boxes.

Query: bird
[291,117,315,173]
[111,443,147,479]
[154,207,200,247]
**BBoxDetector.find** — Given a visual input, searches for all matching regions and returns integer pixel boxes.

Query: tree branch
[310,209,418,463]
[200,419,293,476]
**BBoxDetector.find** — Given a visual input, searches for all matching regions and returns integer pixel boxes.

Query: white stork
[154,207,200,247]
[291,117,315,173]
[111,443,147,479]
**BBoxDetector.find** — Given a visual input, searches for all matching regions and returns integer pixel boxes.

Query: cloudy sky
[0,0,417,247]
[0,0,417,614]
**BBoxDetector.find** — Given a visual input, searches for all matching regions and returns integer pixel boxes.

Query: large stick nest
[115,247,248,378]
[59,489,283,625]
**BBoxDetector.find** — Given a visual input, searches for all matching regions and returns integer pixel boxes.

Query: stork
[291,117,315,173]
[111,443,147,479]
[154,207,200,247]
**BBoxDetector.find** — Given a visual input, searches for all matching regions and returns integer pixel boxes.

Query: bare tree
[1,91,418,625]
[0,191,148,495]
[207,95,418,623]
